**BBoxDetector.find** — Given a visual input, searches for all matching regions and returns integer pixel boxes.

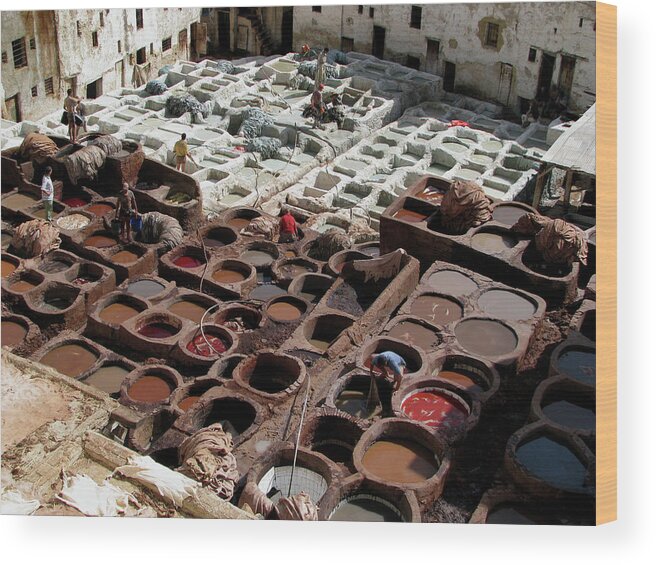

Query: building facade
[292,3,596,115]
[1,8,203,122]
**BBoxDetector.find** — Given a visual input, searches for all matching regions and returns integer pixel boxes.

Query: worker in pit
[115,183,139,243]
[307,84,326,129]
[173,133,198,173]
[368,351,407,393]
[278,207,298,243]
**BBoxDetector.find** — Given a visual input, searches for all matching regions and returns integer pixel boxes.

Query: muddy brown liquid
[178,396,201,412]
[227,217,251,230]
[471,232,517,253]
[308,337,331,352]
[250,284,286,301]
[212,268,246,284]
[455,319,517,357]
[393,209,429,222]
[40,344,98,377]
[362,439,438,484]
[169,301,207,323]
[99,302,140,325]
[86,203,114,217]
[492,205,528,226]
[127,375,172,402]
[267,301,303,321]
[410,295,463,325]
[1,259,17,278]
[112,250,139,264]
[388,321,439,351]
[478,289,536,320]
[240,250,274,267]
[335,389,379,419]
[426,270,478,297]
[9,279,38,292]
[1,320,27,347]
[127,279,164,298]
[84,235,118,248]
[329,498,402,522]
[437,370,483,394]
[83,365,130,395]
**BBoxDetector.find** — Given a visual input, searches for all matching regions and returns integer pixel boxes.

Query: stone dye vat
[214,304,262,333]
[233,352,306,401]
[37,339,101,378]
[265,295,308,323]
[385,317,441,352]
[358,337,427,378]
[288,273,334,304]
[326,372,393,421]
[302,313,355,353]
[81,362,134,397]
[408,293,464,326]
[120,365,183,408]
[454,318,519,359]
[552,346,596,386]
[531,376,596,435]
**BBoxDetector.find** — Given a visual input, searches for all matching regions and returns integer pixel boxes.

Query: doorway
[372,26,385,59]
[536,52,555,99]
[443,61,456,92]
[281,8,293,53]
[218,9,231,52]
[341,37,354,53]
[115,60,124,89]
[5,95,20,122]
[425,39,440,75]
[497,63,513,106]
[558,55,576,99]
[86,78,102,99]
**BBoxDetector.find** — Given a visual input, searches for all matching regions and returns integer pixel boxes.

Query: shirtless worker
[115,183,138,243]
[173,133,198,172]
[309,84,325,129]
[63,89,81,143]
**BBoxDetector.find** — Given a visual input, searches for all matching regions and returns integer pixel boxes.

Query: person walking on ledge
[173,133,197,172]
[368,351,407,393]
[115,183,138,243]
[41,166,54,222]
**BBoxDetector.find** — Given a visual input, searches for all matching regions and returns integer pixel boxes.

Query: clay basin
[38,253,75,274]
[287,273,333,304]
[491,203,532,226]
[407,292,464,326]
[1,254,20,279]
[38,340,101,378]
[390,197,435,224]
[454,317,519,359]
[126,277,168,299]
[97,295,146,326]
[170,378,222,414]
[358,337,426,377]
[274,258,318,281]
[470,228,520,254]
[551,345,596,387]
[111,244,144,265]
[222,207,261,231]
[85,201,116,217]
[214,304,262,332]
[35,283,81,312]
[121,366,183,407]
[202,226,238,248]
[167,246,206,270]
[1,316,29,349]
[303,314,355,352]
[327,372,393,421]
[83,231,119,249]
[136,314,182,339]
[233,352,306,400]
[533,376,595,434]
[167,294,217,324]
[181,324,236,360]
[521,242,573,278]
[354,241,381,257]
[6,269,44,294]
[211,259,255,286]
[386,317,441,352]
[239,241,279,269]
[476,288,538,321]
[432,354,501,403]
[81,361,134,397]
[424,268,478,298]
[265,295,308,323]
[326,250,370,277]
[301,411,365,471]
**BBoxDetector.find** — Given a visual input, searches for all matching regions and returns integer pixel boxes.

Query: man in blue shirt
[369,351,407,392]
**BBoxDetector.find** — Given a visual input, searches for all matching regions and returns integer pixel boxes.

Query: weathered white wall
[293,2,596,115]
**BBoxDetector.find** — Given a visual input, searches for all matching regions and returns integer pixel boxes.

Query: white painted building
[292,2,597,115]
[1,8,204,122]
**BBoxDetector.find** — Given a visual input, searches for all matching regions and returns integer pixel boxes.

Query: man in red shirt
[278,208,298,243]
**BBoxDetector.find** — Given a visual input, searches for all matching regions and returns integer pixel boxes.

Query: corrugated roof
[541,103,596,176]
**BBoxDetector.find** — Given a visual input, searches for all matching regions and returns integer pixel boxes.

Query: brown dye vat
[308,338,331,352]
[138,323,178,339]
[2,321,27,347]
[336,389,380,419]
[471,232,517,253]
[492,205,529,226]
[426,270,478,297]
[83,365,130,395]
[127,375,172,403]
[393,209,429,223]
[84,234,118,248]
[169,301,207,323]
[267,302,303,321]
[127,279,164,298]
[39,259,72,274]
[1,259,17,278]
[86,203,115,217]
[240,249,275,268]
[99,302,140,325]
[40,344,98,377]
[283,250,297,259]
[437,370,484,394]
[388,321,439,351]
[3,192,39,210]
[227,217,251,230]
[361,439,438,484]
[178,396,201,412]
[478,289,536,321]
[455,319,517,357]
[9,279,38,292]
[212,269,246,284]
[410,295,463,325]
[112,250,139,264]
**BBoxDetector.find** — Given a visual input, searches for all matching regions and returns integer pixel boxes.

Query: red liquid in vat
[401,390,469,431]
[173,255,204,268]
[138,323,178,339]
[186,334,228,357]
[63,197,88,208]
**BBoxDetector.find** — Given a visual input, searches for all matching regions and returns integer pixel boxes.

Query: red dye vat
[173,255,204,268]
[138,323,178,339]
[401,390,468,431]
[63,197,88,208]
[186,333,228,357]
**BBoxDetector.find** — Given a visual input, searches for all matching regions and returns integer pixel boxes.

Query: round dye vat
[63,197,88,208]
[456,168,480,180]
[240,249,275,268]
[84,234,118,248]
[9,279,38,292]
[86,203,114,217]
[470,154,494,166]
[492,205,529,226]
[99,302,140,325]
[138,323,178,339]
[40,344,98,377]
[42,296,74,311]
[542,400,595,430]
[486,505,537,525]
[169,300,207,324]
[477,289,536,321]
[39,259,72,274]
[56,214,90,230]
[455,319,517,357]
[227,217,251,231]
[173,255,204,268]
[442,142,468,153]
[1,259,17,278]
[83,365,130,395]
[112,250,139,264]
[426,270,477,297]
[1,320,27,347]
[437,370,484,394]
[515,435,588,493]
[283,250,297,259]
[329,497,402,522]
[178,396,201,412]
[358,245,380,257]
[127,279,165,298]
[556,349,596,386]
[471,232,518,254]
[401,390,469,432]
[186,333,228,357]
[127,375,172,403]
[249,284,286,301]
[392,209,428,223]
[212,268,246,284]
[362,439,438,484]
[387,321,439,351]
[279,263,312,279]
[267,301,303,321]
[335,389,380,420]
[410,295,463,326]
[481,139,504,152]
[1,232,12,248]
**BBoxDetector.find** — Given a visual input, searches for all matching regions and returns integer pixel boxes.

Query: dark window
[2,52,8,64]
[136,9,143,29]
[179,29,188,46]
[554,28,558,34]
[201,8,210,17]
[117,40,121,53]
[528,47,537,62]
[369,8,374,18]
[150,43,154,55]
[92,31,98,47]
[406,55,420,69]
[579,18,583,28]
[410,6,422,29]
[136,47,146,64]
[358,5,363,14]
[29,38,36,50]
[31,86,38,97]
[76,21,81,37]
[162,37,172,51]
[485,22,499,47]
[44,77,54,95]
[100,11,104,27]
[11,37,27,69]
[312,6,321,13]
